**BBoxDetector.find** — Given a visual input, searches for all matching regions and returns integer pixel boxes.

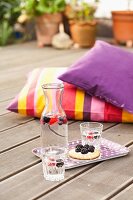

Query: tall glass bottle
[40,83,68,153]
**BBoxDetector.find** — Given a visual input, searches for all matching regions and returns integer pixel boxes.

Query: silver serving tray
[32,138,129,169]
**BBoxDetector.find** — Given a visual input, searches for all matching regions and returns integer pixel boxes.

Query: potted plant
[65,0,97,48]
[24,0,66,47]
[0,0,21,46]
[111,0,133,46]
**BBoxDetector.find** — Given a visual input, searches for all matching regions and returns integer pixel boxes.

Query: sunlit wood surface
[0,42,133,200]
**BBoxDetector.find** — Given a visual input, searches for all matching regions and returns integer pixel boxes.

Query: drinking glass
[80,122,103,150]
[42,146,66,181]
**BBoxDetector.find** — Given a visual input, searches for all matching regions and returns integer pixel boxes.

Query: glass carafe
[40,83,68,153]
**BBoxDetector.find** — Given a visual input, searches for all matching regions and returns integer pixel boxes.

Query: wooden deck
[0,42,133,200]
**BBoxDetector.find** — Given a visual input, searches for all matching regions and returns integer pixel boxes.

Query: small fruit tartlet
[69,144,100,160]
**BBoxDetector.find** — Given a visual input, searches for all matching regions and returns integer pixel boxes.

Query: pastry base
[69,149,100,160]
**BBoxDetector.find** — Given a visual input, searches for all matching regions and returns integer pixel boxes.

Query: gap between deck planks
[0,112,34,133]
[0,42,86,71]
[0,125,132,200]
[101,178,133,200]
[0,120,74,153]
[110,183,133,200]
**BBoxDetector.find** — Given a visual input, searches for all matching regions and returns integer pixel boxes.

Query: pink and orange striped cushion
[7,67,133,122]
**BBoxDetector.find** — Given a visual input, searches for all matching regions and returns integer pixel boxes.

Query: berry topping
[88,145,95,152]
[84,144,90,149]
[75,144,84,152]
[74,144,95,154]
[49,117,58,125]
[81,147,89,154]
[42,116,50,123]
[58,116,67,125]
[48,158,56,166]
[58,121,63,125]
[87,135,93,139]
[58,117,64,121]
[56,159,64,167]
[48,162,56,167]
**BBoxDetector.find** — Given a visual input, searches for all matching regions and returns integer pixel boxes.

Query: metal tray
[32,138,129,169]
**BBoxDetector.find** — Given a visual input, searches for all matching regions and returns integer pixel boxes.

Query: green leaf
[24,0,66,16]
[0,20,13,46]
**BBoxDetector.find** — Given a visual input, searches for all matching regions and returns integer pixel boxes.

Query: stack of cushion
[7,41,133,122]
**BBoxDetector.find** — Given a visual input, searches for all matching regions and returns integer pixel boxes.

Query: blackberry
[81,147,89,154]
[58,116,67,125]
[88,145,95,152]
[42,116,50,123]
[58,117,64,125]
[56,159,64,168]
[58,121,63,125]
[58,116,64,121]
[75,144,83,152]
[84,144,90,149]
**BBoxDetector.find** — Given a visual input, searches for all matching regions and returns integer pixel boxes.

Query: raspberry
[87,135,93,139]
[48,158,56,166]
[49,117,58,125]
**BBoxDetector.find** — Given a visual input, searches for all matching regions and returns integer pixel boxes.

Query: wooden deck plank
[0,84,24,103]
[0,100,11,115]
[112,183,133,200]
[0,119,115,152]
[0,41,86,103]
[0,113,33,132]
[0,42,86,71]
[0,49,86,94]
[0,122,114,181]
[0,119,72,153]
[0,122,132,199]
[0,163,95,200]
[100,123,133,146]
[0,139,132,200]
[0,113,115,151]
[0,138,40,181]
[0,51,87,103]
[38,145,133,200]
[1,42,133,200]
[0,120,40,153]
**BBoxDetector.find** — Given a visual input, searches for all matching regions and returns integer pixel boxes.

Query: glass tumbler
[42,146,66,181]
[80,122,103,150]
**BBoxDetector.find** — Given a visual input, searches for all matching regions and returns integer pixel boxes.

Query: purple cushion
[58,40,133,113]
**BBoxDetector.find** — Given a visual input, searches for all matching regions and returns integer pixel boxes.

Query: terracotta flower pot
[35,13,62,47]
[69,20,97,48]
[112,11,133,45]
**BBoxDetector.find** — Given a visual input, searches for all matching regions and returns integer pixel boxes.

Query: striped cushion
[7,67,133,122]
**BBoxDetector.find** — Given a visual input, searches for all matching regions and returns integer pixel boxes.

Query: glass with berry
[80,122,103,150]
[42,146,66,181]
